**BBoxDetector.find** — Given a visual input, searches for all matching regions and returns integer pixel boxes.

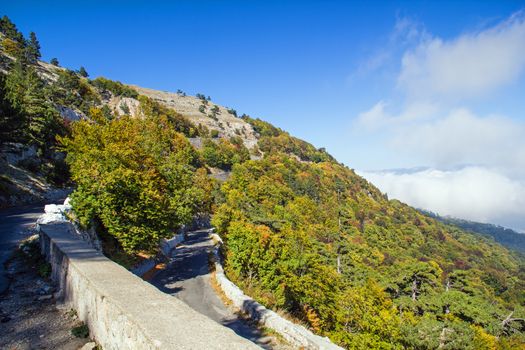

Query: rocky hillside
[131,85,259,148]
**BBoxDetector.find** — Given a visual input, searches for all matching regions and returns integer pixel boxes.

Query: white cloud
[356,100,438,130]
[351,12,525,230]
[398,11,525,98]
[390,108,525,174]
[359,167,525,232]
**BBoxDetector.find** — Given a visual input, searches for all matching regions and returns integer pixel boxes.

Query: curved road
[0,204,45,294]
[151,230,273,349]
[1,206,278,348]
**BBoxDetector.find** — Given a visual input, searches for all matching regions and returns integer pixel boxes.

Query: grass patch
[37,261,51,278]
[18,235,52,278]
[66,309,78,318]
[71,323,89,338]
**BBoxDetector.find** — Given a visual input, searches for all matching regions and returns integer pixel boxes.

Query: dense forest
[1,16,524,349]
[421,210,525,255]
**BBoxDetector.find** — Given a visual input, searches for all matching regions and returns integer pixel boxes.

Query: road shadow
[151,231,211,293]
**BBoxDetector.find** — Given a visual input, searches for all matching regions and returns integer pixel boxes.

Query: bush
[210,129,219,138]
[38,262,51,278]
[71,323,89,338]
[90,77,138,98]
[120,102,130,115]
[227,108,237,117]
[201,138,250,170]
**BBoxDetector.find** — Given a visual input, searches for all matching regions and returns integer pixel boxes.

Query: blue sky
[3,1,525,230]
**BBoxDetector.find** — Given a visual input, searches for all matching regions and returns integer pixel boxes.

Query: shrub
[119,102,130,115]
[71,323,89,338]
[90,77,138,98]
[227,108,237,117]
[201,138,250,170]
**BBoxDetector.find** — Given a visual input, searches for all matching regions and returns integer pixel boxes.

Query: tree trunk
[411,278,418,301]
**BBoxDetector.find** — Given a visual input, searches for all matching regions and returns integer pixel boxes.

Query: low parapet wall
[38,220,259,350]
[212,249,343,350]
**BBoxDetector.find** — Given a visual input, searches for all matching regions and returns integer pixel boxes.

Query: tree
[78,66,88,77]
[119,102,130,115]
[60,111,213,253]
[0,16,24,43]
[227,108,237,117]
[26,32,41,63]
[0,75,24,144]
[4,61,63,151]
[50,57,59,66]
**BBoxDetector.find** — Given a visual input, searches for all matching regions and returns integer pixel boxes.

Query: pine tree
[26,32,41,63]
[0,16,24,43]
[4,62,62,150]
[78,66,88,77]
[0,75,25,144]
[50,57,59,66]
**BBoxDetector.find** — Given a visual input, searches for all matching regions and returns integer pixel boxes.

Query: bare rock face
[131,85,259,149]
[0,143,71,208]
[107,96,141,117]
[57,105,85,121]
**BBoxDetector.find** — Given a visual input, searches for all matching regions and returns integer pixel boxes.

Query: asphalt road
[151,230,272,349]
[0,204,45,294]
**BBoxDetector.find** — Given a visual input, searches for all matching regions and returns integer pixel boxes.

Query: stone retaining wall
[38,220,259,350]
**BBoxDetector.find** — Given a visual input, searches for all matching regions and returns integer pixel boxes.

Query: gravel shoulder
[0,236,94,349]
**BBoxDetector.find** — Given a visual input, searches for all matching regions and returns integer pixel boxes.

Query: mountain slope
[1,17,524,349]
[421,210,525,254]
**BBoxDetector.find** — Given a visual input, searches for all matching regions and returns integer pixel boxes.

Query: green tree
[0,16,24,43]
[60,111,213,253]
[0,74,24,144]
[78,66,88,77]
[26,32,41,63]
[50,57,59,66]
[4,61,63,151]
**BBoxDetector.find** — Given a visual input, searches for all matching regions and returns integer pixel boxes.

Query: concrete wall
[38,221,259,350]
[212,249,343,350]
[159,233,185,257]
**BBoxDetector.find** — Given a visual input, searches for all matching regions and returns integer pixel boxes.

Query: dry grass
[141,263,166,281]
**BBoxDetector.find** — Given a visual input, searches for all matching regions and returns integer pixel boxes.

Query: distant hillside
[421,210,525,254]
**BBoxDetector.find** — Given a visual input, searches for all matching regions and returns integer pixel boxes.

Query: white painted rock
[37,213,67,225]
[44,204,62,214]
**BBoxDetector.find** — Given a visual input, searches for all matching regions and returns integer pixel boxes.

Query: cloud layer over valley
[353,11,525,232]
